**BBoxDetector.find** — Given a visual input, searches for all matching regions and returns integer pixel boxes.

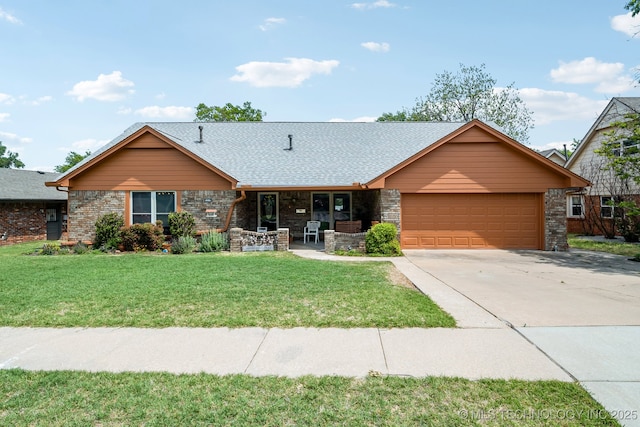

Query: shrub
[171,235,197,254]
[72,241,90,254]
[120,222,165,251]
[168,211,196,238]
[198,230,228,252]
[41,242,60,255]
[94,213,124,249]
[365,223,402,256]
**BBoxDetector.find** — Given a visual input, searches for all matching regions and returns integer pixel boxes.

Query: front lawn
[0,370,618,426]
[568,234,640,258]
[0,243,455,328]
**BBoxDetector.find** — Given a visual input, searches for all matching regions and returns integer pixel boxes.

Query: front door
[46,204,62,240]
[258,193,278,231]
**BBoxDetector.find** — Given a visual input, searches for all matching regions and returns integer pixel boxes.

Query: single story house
[565,97,640,236]
[46,119,588,250]
[538,148,567,166]
[0,168,67,245]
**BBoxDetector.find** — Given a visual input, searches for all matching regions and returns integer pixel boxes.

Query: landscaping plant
[171,235,197,254]
[93,212,124,249]
[365,223,402,256]
[119,222,165,252]
[168,211,196,238]
[198,230,228,252]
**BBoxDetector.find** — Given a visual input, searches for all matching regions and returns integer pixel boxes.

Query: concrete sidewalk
[0,326,571,381]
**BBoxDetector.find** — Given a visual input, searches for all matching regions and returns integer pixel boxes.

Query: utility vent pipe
[284,134,293,151]
[198,125,204,143]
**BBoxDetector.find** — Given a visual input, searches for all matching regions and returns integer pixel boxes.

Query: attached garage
[401,193,541,249]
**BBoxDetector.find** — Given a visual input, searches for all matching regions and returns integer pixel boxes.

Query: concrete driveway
[404,248,640,427]
[403,249,640,327]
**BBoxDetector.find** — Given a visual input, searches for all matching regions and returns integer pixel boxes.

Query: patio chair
[303,220,321,244]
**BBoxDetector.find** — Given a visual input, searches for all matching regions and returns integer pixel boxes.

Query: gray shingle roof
[68,121,467,188]
[0,169,67,201]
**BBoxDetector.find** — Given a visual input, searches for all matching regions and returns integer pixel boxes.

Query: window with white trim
[613,139,640,157]
[600,196,614,218]
[567,195,583,218]
[131,191,176,231]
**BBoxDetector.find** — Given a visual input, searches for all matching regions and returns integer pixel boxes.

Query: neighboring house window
[600,196,615,218]
[131,191,176,230]
[311,192,352,229]
[567,195,583,218]
[613,139,640,157]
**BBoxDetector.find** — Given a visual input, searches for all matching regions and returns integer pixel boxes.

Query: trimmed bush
[120,222,165,252]
[171,235,197,254]
[168,212,196,238]
[198,230,228,252]
[94,213,124,249]
[365,223,402,256]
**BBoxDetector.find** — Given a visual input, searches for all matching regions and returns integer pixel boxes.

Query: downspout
[217,190,246,233]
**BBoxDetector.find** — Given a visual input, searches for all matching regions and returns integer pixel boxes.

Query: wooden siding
[385,141,569,193]
[69,145,233,191]
[401,193,542,249]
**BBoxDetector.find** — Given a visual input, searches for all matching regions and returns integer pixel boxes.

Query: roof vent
[198,125,204,143]
[284,134,293,151]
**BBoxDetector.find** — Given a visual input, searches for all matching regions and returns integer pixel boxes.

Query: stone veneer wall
[0,202,47,246]
[228,227,289,252]
[544,189,568,251]
[379,189,401,233]
[180,190,238,232]
[324,230,366,253]
[68,190,126,242]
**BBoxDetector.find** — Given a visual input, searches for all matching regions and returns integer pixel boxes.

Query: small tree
[0,141,25,168]
[55,151,91,173]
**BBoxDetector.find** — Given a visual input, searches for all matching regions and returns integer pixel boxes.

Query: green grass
[0,242,455,328]
[0,370,619,426]
[568,235,640,258]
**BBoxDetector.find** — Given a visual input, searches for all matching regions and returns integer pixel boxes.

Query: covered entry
[401,193,542,249]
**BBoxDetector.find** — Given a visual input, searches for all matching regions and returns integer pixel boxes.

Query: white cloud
[66,71,135,102]
[0,113,9,122]
[0,130,32,143]
[62,138,110,152]
[351,1,396,10]
[0,7,22,24]
[134,105,193,119]
[518,88,609,125]
[361,41,390,52]
[117,107,133,115]
[550,57,636,93]
[230,57,340,88]
[155,92,166,100]
[329,116,377,122]
[26,96,53,106]
[611,12,640,37]
[259,17,286,31]
[0,93,15,105]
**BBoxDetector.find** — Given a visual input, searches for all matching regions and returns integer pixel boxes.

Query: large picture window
[131,191,176,231]
[311,192,351,229]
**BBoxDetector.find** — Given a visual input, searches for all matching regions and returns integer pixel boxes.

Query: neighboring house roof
[538,148,567,166]
[566,97,640,169]
[0,168,67,201]
[50,120,587,190]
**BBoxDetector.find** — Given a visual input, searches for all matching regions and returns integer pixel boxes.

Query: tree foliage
[377,63,534,143]
[54,151,91,173]
[194,101,265,122]
[0,141,25,168]
[626,0,640,16]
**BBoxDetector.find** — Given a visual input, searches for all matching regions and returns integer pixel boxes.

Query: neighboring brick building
[0,169,67,246]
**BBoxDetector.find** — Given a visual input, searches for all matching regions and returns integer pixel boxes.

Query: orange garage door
[401,194,541,249]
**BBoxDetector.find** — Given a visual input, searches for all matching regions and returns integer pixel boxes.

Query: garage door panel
[401,194,541,249]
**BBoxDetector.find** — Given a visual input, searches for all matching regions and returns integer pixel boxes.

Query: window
[613,139,640,157]
[600,196,614,218]
[567,195,583,218]
[131,191,176,231]
[311,192,352,229]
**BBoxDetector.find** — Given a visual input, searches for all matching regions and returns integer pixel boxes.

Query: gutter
[217,190,246,233]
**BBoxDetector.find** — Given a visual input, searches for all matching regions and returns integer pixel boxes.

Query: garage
[401,193,542,249]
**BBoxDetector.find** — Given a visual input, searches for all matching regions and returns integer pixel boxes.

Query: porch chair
[303,220,321,244]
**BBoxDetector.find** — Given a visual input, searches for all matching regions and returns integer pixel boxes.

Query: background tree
[194,101,265,122]
[626,0,640,16]
[377,63,534,143]
[0,141,25,168]
[55,150,91,173]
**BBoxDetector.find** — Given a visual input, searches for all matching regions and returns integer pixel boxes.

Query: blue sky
[1,0,639,171]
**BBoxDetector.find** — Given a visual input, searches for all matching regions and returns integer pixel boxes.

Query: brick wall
[379,189,401,233]
[0,202,47,245]
[180,190,237,232]
[324,230,366,253]
[544,189,568,251]
[68,191,126,242]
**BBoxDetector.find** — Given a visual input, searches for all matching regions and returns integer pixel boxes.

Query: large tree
[378,63,534,143]
[194,101,265,122]
[0,141,25,168]
[626,0,640,16]
[54,150,91,173]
